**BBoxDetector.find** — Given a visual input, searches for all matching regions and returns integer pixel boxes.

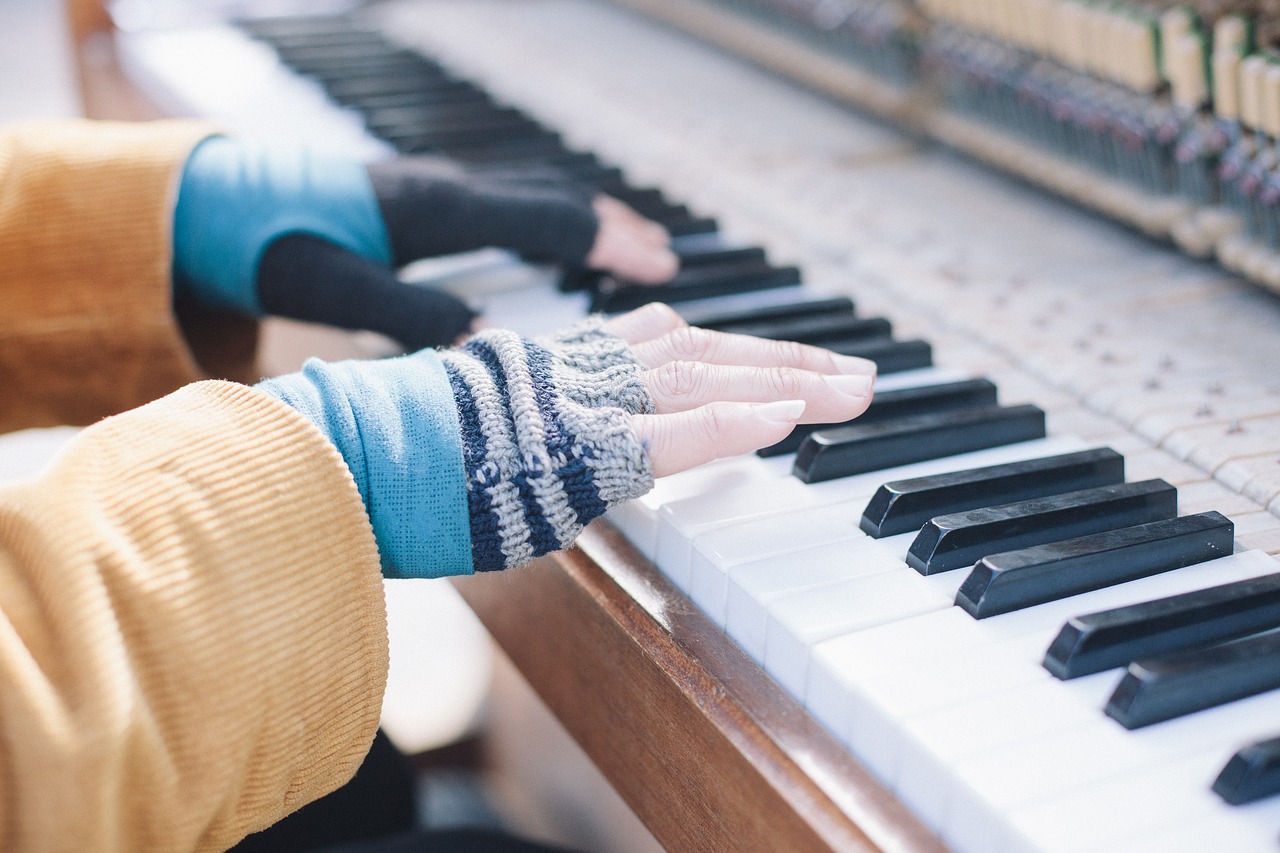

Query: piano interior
[53,0,1280,850]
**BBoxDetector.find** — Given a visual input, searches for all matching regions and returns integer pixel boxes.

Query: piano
[77,0,1280,850]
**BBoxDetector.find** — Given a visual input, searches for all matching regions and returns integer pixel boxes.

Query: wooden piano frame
[62,0,948,849]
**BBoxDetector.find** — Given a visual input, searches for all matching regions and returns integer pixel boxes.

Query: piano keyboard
[113,1,1280,849]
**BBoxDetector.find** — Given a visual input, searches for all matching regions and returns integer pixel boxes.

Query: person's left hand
[603,303,877,476]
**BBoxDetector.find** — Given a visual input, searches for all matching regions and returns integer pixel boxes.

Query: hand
[585,195,679,284]
[605,304,876,477]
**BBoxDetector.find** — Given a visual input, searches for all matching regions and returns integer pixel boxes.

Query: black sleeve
[256,233,478,351]
[366,156,599,268]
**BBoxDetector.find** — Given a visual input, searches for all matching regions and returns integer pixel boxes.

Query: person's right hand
[603,303,876,477]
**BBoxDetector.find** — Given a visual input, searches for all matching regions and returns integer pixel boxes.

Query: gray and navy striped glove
[257,319,653,577]
[441,324,653,572]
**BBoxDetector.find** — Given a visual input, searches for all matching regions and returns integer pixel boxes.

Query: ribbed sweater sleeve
[0,381,387,853]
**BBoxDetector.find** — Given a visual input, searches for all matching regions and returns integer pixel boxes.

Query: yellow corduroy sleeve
[0,381,388,853]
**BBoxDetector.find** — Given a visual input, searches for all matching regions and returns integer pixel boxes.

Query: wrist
[442,329,654,573]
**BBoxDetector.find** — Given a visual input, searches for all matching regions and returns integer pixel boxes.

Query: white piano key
[806,550,1280,842]
[1003,689,1280,853]
[1164,414,1280,473]
[725,538,904,660]
[1121,796,1280,853]
[670,437,1088,596]
[893,675,1114,835]
[681,501,869,598]
[607,454,781,560]
[930,553,1280,850]
[763,563,961,701]
[661,434,1088,564]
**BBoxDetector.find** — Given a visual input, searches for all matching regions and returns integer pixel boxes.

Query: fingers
[632,400,807,478]
[644,361,873,423]
[585,196,679,284]
[601,302,687,344]
[630,325,877,377]
[594,195,669,247]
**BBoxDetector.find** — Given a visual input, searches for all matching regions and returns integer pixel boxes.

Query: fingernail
[753,399,806,423]
[824,374,874,397]
[833,354,878,376]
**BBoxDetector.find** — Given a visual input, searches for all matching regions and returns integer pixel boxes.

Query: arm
[174,138,677,350]
[0,305,872,849]
[0,383,387,853]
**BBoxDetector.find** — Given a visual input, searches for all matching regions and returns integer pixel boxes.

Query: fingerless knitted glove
[368,156,599,268]
[255,321,653,578]
[172,138,600,350]
[440,327,653,572]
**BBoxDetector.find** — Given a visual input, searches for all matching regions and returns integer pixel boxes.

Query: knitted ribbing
[441,329,655,573]
[535,316,654,415]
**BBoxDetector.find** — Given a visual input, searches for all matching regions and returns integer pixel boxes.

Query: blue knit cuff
[255,350,474,579]
[441,329,655,573]
[173,135,392,315]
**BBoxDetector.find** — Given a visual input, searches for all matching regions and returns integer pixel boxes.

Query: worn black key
[1214,734,1280,805]
[427,137,572,163]
[239,16,369,40]
[388,121,560,152]
[1106,629,1280,729]
[1044,570,1280,679]
[304,58,444,86]
[821,337,932,374]
[332,79,490,108]
[363,102,524,133]
[679,295,853,329]
[673,246,770,271]
[861,446,1123,538]
[959,511,1234,619]
[713,313,892,344]
[761,378,1000,459]
[591,262,802,313]
[794,403,1046,485]
[908,479,1176,575]
[663,215,720,238]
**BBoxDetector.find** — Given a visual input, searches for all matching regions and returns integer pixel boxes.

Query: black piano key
[363,102,526,132]
[762,378,999,459]
[663,216,720,238]
[254,31,388,51]
[958,511,1235,619]
[562,245,775,295]
[678,295,853,329]
[907,479,1177,575]
[591,262,803,313]
[304,59,449,86]
[331,80,492,108]
[820,337,933,374]
[464,151,609,177]
[1043,570,1280,680]
[861,446,1124,538]
[425,137,574,163]
[711,313,892,344]
[673,246,769,270]
[388,122,561,152]
[237,15,367,39]
[793,403,1046,485]
[1214,734,1280,805]
[1106,629,1280,729]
